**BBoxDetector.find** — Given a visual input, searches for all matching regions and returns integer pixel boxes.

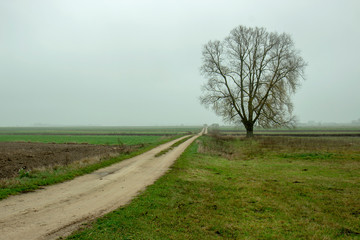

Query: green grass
[155,136,193,157]
[67,135,360,239]
[0,135,181,200]
[0,126,202,135]
[0,134,164,145]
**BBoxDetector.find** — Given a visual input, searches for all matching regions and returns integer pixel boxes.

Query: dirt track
[0,130,203,240]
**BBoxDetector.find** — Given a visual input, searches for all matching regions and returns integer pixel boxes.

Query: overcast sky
[1,0,359,126]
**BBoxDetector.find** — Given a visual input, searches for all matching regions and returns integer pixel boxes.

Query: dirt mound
[0,142,135,179]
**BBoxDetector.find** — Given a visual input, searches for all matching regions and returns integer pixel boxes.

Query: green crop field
[68,135,360,239]
[0,126,202,145]
[0,134,165,146]
[0,126,201,135]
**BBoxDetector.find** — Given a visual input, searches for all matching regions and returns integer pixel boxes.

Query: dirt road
[0,130,203,240]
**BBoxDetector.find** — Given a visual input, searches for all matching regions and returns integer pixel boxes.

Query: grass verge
[0,136,181,200]
[155,135,193,157]
[67,135,360,239]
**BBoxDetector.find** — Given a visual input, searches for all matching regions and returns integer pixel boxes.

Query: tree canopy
[200,25,306,137]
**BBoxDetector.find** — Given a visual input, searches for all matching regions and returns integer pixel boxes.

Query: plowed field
[0,142,136,179]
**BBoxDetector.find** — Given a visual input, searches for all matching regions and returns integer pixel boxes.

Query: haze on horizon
[1,0,359,127]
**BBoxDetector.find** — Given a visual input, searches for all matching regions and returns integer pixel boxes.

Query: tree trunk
[246,129,254,138]
[245,122,254,138]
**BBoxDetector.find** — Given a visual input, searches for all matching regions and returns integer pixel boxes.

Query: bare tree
[200,25,306,137]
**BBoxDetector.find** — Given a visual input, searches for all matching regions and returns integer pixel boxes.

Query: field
[0,142,136,179]
[215,126,360,137]
[0,126,200,135]
[0,126,201,199]
[1,126,359,238]
[0,126,201,145]
[0,134,166,146]
[68,135,360,239]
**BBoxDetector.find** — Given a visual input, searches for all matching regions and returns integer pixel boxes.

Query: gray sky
[1,0,359,126]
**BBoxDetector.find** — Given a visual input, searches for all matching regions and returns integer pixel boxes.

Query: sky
[1,0,359,126]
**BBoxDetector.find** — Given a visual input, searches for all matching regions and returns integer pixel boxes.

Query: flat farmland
[0,134,165,145]
[0,126,201,145]
[0,142,129,179]
[67,135,360,239]
[215,126,360,137]
[0,126,200,135]
[0,126,201,199]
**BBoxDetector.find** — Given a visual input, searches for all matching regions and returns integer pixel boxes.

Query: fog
[1,0,359,126]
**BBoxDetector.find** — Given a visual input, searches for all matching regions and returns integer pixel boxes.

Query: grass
[67,135,360,239]
[155,136,193,157]
[0,135,182,200]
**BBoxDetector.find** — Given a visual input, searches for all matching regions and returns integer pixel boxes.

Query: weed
[18,169,34,179]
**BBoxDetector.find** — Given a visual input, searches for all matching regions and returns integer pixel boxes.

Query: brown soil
[0,142,137,179]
